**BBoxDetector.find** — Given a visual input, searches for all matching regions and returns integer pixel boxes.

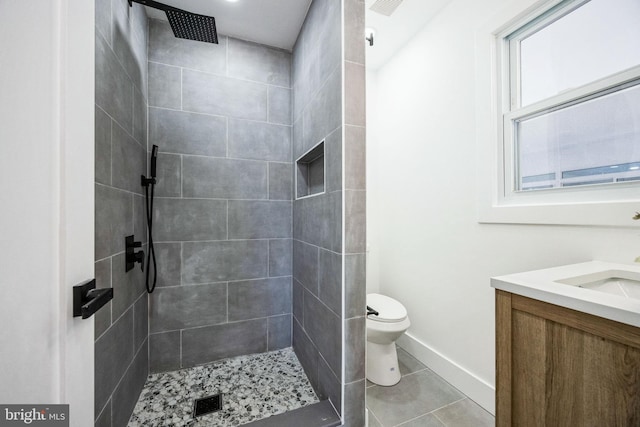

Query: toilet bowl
[366,293,411,386]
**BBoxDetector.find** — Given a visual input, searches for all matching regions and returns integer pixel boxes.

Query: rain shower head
[166,9,218,44]
[129,0,218,44]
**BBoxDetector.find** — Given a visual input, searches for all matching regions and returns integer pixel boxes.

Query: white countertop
[491,261,640,328]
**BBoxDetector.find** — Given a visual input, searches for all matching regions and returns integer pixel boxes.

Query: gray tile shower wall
[292,0,367,424]
[292,0,343,418]
[147,18,294,373]
[343,0,367,424]
[94,0,149,426]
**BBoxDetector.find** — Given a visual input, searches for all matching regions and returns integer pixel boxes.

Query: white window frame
[476,0,640,226]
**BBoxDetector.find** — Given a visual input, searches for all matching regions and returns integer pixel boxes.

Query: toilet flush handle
[366,306,379,316]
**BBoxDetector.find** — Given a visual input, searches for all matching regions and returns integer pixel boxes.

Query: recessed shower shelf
[296,140,325,199]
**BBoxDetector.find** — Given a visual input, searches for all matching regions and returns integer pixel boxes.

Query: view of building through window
[507,0,640,192]
[518,84,640,190]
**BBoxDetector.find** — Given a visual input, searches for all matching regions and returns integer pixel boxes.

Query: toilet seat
[367,293,407,323]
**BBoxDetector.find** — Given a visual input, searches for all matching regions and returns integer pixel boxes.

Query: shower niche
[296,140,325,199]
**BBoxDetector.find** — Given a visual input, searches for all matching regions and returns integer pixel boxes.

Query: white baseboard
[396,333,495,415]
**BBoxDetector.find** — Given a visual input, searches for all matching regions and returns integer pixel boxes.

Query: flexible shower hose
[145,182,158,294]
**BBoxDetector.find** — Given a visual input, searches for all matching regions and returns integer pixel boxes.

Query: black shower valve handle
[367,305,379,316]
[135,250,145,272]
[126,235,145,272]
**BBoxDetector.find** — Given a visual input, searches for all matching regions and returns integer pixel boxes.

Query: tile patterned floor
[366,347,494,427]
[128,348,318,427]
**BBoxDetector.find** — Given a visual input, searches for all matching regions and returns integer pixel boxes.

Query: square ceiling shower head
[129,0,219,44]
[166,9,218,44]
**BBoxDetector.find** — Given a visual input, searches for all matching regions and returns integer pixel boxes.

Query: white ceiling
[365,0,453,69]
[144,0,312,51]
[143,0,452,66]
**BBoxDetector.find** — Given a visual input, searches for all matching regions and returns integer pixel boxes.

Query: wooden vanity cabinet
[496,290,640,426]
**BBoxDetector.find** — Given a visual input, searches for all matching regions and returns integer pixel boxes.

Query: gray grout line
[94,396,110,424]
[147,315,293,338]
[179,329,183,369]
[96,73,145,148]
[179,241,184,286]
[316,248,321,296]
[267,86,271,123]
[95,181,145,198]
[152,238,288,244]
[365,364,430,391]
[292,238,342,256]
[266,162,270,199]
[267,240,271,277]
[109,115,113,185]
[148,104,225,119]
[105,336,149,413]
[166,151,292,164]
[366,350,481,427]
[368,408,383,427]
[266,311,270,350]
[225,116,229,157]
[146,60,292,90]
[394,413,431,427]
[397,369,430,380]
[148,311,294,336]
[384,396,467,427]
[148,105,294,128]
[94,254,112,264]
[429,397,468,426]
[97,29,146,105]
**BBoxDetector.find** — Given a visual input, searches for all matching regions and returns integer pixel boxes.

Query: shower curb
[243,400,341,427]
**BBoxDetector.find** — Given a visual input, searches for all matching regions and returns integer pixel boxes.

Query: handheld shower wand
[143,145,158,185]
[142,145,159,293]
[150,145,158,178]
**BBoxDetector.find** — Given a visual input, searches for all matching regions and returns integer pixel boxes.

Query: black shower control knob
[125,235,145,272]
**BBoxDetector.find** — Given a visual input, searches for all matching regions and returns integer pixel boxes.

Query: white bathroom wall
[367,0,640,413]
[0,1,95,424]
[365,70,380,295]
[0,0,62,403]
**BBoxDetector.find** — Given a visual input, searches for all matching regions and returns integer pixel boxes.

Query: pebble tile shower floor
[128,348,318,426]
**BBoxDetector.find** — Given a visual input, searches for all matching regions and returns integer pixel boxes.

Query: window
[503,0,640,194]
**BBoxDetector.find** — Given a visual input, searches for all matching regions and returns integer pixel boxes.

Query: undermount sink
[491,261,640,328]
[555,269,640,299]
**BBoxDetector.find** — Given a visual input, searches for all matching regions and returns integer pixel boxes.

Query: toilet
[366,293,411,386]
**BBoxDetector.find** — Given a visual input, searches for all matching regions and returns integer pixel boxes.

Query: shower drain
[193,394,223,417]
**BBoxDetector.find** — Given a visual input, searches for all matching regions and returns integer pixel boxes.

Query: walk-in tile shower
[93,0,366,425]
